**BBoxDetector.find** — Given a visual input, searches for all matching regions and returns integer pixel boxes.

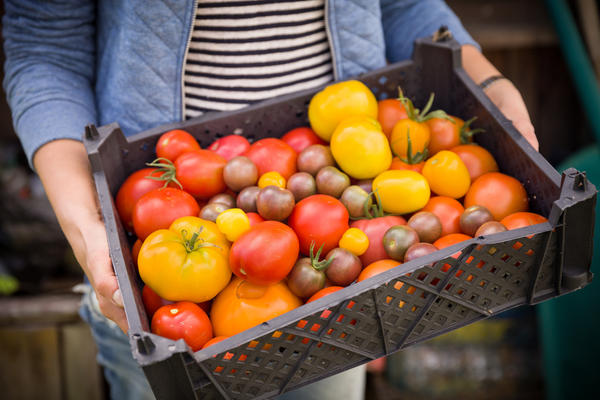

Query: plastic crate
[84,37,596,400]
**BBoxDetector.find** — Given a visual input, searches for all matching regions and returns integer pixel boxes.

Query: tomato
[258,171,286,189]
[357,259,401,282]
[377,98,408,139]
[288,195,349,256]
[500,212,548,230]
[464,172,529,221]
[246,212,264,227]
[229,221,299,285]
[422,196,465,237]
[433,233,472,261]
[201,336,229,350]
[426,116,464,155]
[281,126,326,153]
[389,157,424,173]
[211,277,302,337]
[244,138,297,180]
[351,215,406,266]
[151,302,212,352]
[174,150,227,200]
[339,228,369,256]
[390,119,430,159]
[308,80,378,141]
[306,286,344,303]
[132,239,142,267]
[450,144,499,181]
[156,129,201,162]
[116,168,169,232]
[138,216,231,302]
[330,116,392,179]
[208,135,250,161]
[216,208,251,242]
[422,150,471,199]
[132,188,200,240]
[372,170,430,214]
[142,285,174,318]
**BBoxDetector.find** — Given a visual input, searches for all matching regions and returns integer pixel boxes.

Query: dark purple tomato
[316,166,350,198]
[407,211,443,243]
[236,186,260,213]
[287,258,326,299]
[404,242,438,264]
[199,202,229,222]
[340,185,369,218]
[208,193,236,208]
[460,205,494,236]
[297,144,335,176]
[325,248,362,286]
[256,186,296,221]
[474,221,508,237]
[223,156,258,192]
[383,225,420,262]
[286,172,317,202]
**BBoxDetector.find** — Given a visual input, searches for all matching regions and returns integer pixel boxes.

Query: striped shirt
[183,0,334,119]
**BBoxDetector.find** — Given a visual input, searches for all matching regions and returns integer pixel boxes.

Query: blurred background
[1,0,599,399]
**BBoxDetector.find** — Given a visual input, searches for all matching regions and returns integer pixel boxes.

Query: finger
[514,119,539,151]
[97,293,129,333]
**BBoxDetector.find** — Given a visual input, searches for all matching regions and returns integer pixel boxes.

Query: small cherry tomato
[156,129,201,162]
[258,171,286,189]
[422,150,471,199]
[339,228,369,256]
[216,208,251,242]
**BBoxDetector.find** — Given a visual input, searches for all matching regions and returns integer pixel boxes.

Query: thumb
[112,288,124,308]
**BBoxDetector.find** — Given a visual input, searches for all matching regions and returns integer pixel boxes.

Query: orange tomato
[500,212,548,230]
[433,233,473,251]
[389,157,424,173]
[306,286,344,303]
[464,172,528,221]
[422,196,465,236]
[426,116,464,155]
[210,278,302,337]
[390,119,430,159]
[451,144,499,181]
[201,336,229,350]
[132,239,142,267]
[377,98,408,139]
[357,259,401,282]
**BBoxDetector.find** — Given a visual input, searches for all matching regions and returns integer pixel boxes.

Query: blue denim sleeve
[2,0,97,168]
[380,0,480,62]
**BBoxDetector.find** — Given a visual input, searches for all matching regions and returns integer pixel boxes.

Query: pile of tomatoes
[115,80,548,352]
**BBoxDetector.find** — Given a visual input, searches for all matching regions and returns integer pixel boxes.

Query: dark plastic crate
[84,37,596,400]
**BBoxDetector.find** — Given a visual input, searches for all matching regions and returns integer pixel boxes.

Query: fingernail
[112,289,124,307]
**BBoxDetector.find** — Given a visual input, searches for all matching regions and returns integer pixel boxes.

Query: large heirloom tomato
[244,138,297,180]
[174,150,227,200]
[330,116,392,179]
[229,221,299,285]
[308,80,378,141]
[464,172,528,221]
[151,302,212,352]
[132,188,200,240]
[138,216,231,302]
[288,195,349,256]
[211,277,302,337]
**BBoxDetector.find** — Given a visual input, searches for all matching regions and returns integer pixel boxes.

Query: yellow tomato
[339,228,369,256]
[258,171,286,189]
[330,116,392,179]
[308,80,378,141]
[422,150,471,199]
[389,119,431,159]
[216,208,251,242]
[372,170,431,214]
[138,216,231,303]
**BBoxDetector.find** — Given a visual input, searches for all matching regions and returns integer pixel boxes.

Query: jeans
[79,285,366,400]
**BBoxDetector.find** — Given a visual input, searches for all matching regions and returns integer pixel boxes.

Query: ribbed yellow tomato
[308,80,378,141]
[330,116,392,179]
[138,217,231,303]
[372,170,431,214]
[422,150,471,199]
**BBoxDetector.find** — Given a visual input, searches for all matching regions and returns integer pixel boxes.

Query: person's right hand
[33,139,128,332]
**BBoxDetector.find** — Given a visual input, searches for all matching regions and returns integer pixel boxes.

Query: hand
[33,139,128,332]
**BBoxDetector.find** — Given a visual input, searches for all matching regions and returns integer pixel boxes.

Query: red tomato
[201,336,229,350]
[156,129,201,162]
[422,196,465,236]
[500,212,548,230]
[451,144,499,181]
[244,138,297,180]
[142,285,174,318]
[246,212,265,227]
[116,168,169,232]
[208,135,251,160]
[174,150,227,200]
[351,216,406,266]
[281,127,326,154]
[464,172,529,221]
[389,157,424,173]
[288,194,349,256]
[229,221,300,285]
[307,286,344,303]
[132,188,200,240]
[377,98,408,139]
[132,239,142,267]
[151,302,213,352]
[433,233,472,263]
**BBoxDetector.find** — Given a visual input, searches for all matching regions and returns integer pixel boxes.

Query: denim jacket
[2,0,477,166]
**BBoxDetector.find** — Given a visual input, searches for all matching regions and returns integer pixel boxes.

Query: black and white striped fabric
[183,0,334,119]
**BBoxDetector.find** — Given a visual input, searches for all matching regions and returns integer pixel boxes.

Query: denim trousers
[78,285,366,400]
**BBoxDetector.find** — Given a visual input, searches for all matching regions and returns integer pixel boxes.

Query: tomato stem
[145,157,183,189]
[459,116,485,143]
[309,241,334,271]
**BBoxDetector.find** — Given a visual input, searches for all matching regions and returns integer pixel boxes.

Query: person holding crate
[2,1,538,399]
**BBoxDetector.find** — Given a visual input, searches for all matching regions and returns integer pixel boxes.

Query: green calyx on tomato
[398,89,451,123]
[459,117,485,144]
[308,241,334,271]
[362,190,387,220]
[180,227,221,254]
[398,129,428,165]
[145,157,183,189]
